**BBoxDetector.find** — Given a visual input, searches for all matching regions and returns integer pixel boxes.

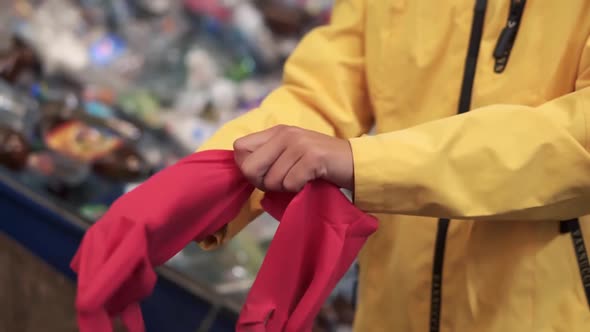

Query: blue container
[0,172,238,332]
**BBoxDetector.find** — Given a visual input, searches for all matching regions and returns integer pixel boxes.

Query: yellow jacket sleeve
[197,0,372,249]
[350,36,590,221]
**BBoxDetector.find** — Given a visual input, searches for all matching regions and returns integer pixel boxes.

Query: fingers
[234,125,285,153]
[282,154,317,192]
[233,125,347,193]
[263,147,303,191]
[233,125,286,167]
[239,129,290,189]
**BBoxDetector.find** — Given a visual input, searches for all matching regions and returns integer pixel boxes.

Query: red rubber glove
[71,150,254,332]
[237,182,377,331]
[71,150,378,332]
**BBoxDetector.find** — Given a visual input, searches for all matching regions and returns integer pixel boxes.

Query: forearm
[351,88,590,221]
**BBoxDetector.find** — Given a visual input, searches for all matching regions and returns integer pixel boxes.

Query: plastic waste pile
[0,1,359,330]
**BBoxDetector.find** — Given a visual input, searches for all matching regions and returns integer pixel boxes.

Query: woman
[199,1,590,331]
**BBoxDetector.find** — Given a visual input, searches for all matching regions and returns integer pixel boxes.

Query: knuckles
[263,174,281,192]
[234,125,328,192]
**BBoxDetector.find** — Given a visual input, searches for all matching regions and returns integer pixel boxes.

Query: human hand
[233,125,354,192]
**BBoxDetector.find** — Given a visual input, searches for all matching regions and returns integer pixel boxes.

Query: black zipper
[456,0,489,117]
[429,1,488,332]
[493,0,527,73]
[429,218,450,332]
[560,219,590,308]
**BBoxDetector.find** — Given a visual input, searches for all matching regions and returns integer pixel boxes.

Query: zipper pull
[493,0,526,73]
[493,23,517,71]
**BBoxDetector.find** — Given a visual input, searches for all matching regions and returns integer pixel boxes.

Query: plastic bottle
[0,79,33,171]
[40,101,148,182]
[0,125,30,170]
[0,36,42,84]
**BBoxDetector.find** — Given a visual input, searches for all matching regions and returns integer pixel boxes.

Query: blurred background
[0,0,358,331]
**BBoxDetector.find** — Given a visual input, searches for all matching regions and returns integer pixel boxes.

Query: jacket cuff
[349,134,425,214]
[349,135,389,212]
[198,189,265,250]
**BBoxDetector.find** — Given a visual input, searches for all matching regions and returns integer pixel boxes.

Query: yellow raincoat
[198,0,590,331]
